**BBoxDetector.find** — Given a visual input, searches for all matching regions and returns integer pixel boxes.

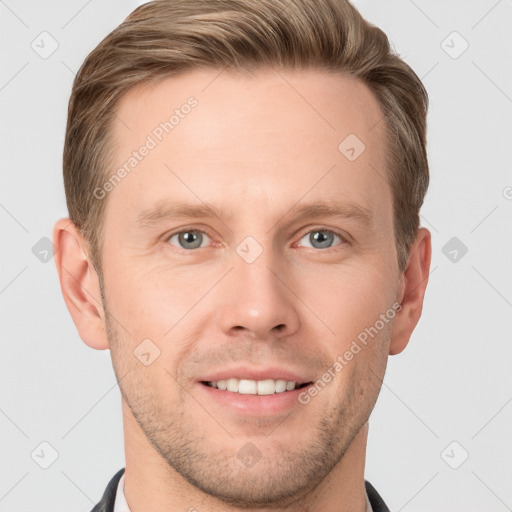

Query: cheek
[299,261,397,342]
[104,261,201,331]
[104,264,216,378]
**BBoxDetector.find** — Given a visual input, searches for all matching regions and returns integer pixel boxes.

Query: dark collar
[365,479,391,512]
[90,468,390,512]
[90,468,125,512]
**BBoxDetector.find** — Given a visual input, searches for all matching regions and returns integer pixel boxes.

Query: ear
[389,227,432,355]
[52,218,109,350]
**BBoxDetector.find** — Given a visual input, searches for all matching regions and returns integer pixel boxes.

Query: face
[100,68,400,506]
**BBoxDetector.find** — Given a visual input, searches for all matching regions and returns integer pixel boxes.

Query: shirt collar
[113,473,130,512]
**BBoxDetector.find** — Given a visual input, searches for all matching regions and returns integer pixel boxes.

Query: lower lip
[197,382,311,416]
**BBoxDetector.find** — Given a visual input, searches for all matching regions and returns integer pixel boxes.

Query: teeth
[240,379,257,394]
[227,378,239,392]
[275,379,287,393]
[208,378,298,395]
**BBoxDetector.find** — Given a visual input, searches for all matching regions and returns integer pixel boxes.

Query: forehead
[107,68,391,226]
[114,67,386,149]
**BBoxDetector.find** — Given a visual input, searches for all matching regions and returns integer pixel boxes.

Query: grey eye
[168,230,210,250]
[299,230,342,249]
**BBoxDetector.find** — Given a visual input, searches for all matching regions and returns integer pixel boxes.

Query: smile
[202,378,312,395]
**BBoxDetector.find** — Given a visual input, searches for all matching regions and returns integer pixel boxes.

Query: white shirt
[113,473,373,512]
[113,474,131,512]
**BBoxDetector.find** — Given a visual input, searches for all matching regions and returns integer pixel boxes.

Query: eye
[298,229,344,250]
[167,230,211,250]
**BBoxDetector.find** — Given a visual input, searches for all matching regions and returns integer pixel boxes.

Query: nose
[217,245,301,341]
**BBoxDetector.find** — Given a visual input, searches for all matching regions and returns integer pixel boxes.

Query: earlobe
[52,218,110,350]
[389,227,432,355]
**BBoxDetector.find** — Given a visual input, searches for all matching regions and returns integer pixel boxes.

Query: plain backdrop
[1,1,511,510]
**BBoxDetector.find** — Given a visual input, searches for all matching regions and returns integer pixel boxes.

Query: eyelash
[164,226,348,252]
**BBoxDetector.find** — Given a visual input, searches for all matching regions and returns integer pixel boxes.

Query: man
[53,0,431,510]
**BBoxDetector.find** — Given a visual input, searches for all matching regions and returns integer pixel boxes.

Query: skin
[53,68,431,512]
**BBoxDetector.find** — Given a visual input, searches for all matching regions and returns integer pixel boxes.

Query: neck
[122,398,369,512]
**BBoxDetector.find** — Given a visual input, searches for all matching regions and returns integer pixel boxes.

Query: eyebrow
[135,199,372,230]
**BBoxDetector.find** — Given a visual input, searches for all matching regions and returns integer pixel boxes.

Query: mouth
[201,378,313,395]
[198,375,316,415]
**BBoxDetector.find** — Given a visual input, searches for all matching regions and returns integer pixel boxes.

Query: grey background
[1,0,511,510]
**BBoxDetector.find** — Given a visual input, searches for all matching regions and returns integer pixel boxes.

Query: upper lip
[198,366,314,384]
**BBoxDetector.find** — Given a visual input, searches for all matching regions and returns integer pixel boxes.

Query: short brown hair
[63,0,429,277]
